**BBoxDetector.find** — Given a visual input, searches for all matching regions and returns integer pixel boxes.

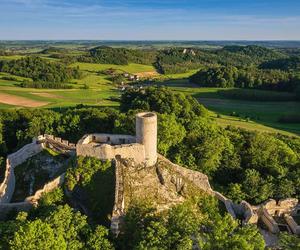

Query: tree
[241,169,274,204]
[174,117,232,175]
[10,220,66,250]
[226,183,246,203]
[136,221,168,250]
[190,66,239,88]
[87,226,114,250]
[0,57,81,84]
[39,188,64,206]
[167,201,202,249]
[279,232,300,250]
[120,87,208,120]
[157,113,186,155]
[44,205,89,249]
[199,214,265,250]
[243,133,297,177]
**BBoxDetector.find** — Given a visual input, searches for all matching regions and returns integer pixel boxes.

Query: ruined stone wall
[284,215,300,235]
[241,201,258,224]
[111,159,125,236]
[0,134,74,204]
[0,141,44,203]
[213,191,237,219]
[43,134,76,154]
[0,202,33,220]
[25,173,65,203]
[158,155,212,194]
[77,143,146,165]
[262,198,299,216]
[260,208,280,234]
[78,134,136,146]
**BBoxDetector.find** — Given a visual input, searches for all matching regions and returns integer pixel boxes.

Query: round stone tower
[136,112,157,166]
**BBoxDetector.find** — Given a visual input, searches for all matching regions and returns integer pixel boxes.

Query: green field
[0,56,299,137]
[71,62,156,74]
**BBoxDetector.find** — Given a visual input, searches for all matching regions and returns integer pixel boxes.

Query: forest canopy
[0,57,81,83]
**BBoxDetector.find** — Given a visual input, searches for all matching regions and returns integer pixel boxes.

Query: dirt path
[0,92,49,107]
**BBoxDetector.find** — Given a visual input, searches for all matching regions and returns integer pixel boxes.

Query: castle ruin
[77,112,158,167]
[0,111,299,246]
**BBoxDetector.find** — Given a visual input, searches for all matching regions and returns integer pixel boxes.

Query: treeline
[0,49,15,56]
[19,81,73,89]
[190,65,300,91]
[78,46,157,65]
[260,56,300,71]
[155,45,287,74]
[0,57,81,84]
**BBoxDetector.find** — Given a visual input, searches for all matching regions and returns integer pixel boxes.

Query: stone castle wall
[0,202,33,220]
[25,173,65,203]
[43,134,76,153]
[285,215,300,234]
[0,141,44,203]
[241,201,258,224]
[0,135,75,204]
[77,142,146,165]
[158,155,212,194]
[78,134,136,146]
[213,191,237,219]
[260,208,280,234]
[111,159,125,236]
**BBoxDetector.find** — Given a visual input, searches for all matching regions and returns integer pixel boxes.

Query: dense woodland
[78,46,157,65]
[0,57,81,88]
[189,66,299,91]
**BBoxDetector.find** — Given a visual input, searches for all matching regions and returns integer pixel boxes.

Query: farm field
[0,84,119,108]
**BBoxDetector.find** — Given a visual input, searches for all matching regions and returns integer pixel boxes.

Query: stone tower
[136,112,157,166]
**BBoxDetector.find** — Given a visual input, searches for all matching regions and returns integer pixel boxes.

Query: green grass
[71,62,156,74]
[149,82,300,136]
[163,69,199,79]
[0,72,32,84]
[199,98,300,135]
[213,114,298,137]
[0,55,25,61]
[0,103,15,109]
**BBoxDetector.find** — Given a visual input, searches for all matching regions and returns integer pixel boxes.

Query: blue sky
[0,0,300,40]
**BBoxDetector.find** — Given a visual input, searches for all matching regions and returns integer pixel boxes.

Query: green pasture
[148,81,300,135]
[70,62,156,73]
[0,55,25,61]
[0,87,119,108]
[163,69,199,79]
[213,114,298,137]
